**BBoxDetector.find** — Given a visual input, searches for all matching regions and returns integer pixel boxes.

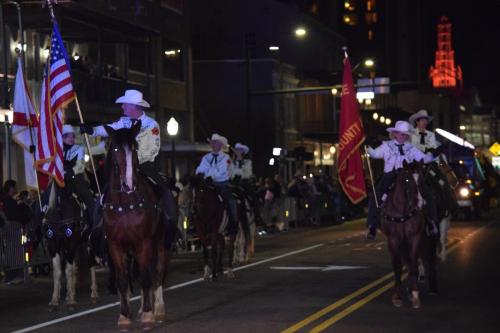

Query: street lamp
[167,117,179,181]
[294,27,307,38]
[364,58,375,68]
[269,45,280,51]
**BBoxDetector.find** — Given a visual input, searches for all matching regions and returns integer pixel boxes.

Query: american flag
[36,23,75,187]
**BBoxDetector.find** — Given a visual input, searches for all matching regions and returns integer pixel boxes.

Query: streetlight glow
[295,27,307,38]
[272,147,282,156]
[385,118,391,125]
[459,125,466,130]
[364,59,375,67]
[269,46,280,51]
[167,117,179,136]
[331,88,338,95]
[373,112,379,120]
[380,116,385,123]
[329,146,336,154]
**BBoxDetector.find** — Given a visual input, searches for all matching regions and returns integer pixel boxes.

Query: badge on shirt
[152,127,159,136]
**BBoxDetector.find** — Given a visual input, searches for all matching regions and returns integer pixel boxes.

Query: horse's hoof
[410,291,421,309]
[117,314,133,331]
[226,269,235,279]
[141,311,155,330]
[48,304,58,312]
[154,312,166,323]
[91,297,98,304]
[391,294,403,308]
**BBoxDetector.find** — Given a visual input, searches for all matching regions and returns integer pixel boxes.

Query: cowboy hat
[115,89,150,108]
[208,133,228,147]
[62,124,75,136]
[409,109,433,126]
[234,143,250,154]
[386,120,412,135]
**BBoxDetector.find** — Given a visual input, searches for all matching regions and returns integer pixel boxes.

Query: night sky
[431,1,500,105]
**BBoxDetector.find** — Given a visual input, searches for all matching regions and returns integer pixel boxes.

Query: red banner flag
[338,56,367,204]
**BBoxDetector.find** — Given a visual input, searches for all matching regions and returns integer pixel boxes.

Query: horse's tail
[239,199,251,246]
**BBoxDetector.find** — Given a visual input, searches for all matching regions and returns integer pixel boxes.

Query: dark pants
[214,181,238,235]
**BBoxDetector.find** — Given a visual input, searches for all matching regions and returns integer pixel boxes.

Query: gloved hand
[80,124,94,135]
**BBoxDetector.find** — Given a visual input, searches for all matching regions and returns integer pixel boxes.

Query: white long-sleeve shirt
[232,159,253,180]
[410,129,440,153]
[196,151,232,183]
[367,140,434,173]
[92,113,160,164]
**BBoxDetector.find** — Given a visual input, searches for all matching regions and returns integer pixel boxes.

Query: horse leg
[424,234,439,295]
[90,265,99,303]
[232,224,243,266]
[248,220,256,261]
[49,254,62,309]
[153,241,167,322]
[226,234,236,279]
[65,261,77,307]
[439,216,450,261]
[109,245,132,330]
[137,244,155,329]
[408,231,423,309]
[211,234,218,281]
[202,243,210,281]
[387,237,403,307]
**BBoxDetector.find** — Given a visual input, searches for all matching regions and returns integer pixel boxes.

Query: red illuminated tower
[429,16,463,88]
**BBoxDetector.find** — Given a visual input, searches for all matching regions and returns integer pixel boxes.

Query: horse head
[105,120,141,193]
[383,160,425,218]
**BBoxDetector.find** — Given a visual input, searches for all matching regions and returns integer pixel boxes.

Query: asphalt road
[1,211,499,333]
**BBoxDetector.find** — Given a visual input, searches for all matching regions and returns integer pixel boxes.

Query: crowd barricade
[1,218,52,282]
[0,220,25,279]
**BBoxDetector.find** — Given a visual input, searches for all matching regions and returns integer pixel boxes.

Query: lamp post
[2,113,13,179]
[167,117,178,181]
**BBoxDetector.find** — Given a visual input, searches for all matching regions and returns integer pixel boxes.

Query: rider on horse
[366,120,438,240]
[62,125,96,228]
[195,133,238,235]
[80,89,177,227]
[232,143,253,181]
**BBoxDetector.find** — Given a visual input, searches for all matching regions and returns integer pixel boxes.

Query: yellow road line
[280,272,394,333]
[282,238,461,333]
[309,232,489,332]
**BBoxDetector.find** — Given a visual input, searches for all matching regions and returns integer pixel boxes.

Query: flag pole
[44,0,102,197]
[363,145,379,208]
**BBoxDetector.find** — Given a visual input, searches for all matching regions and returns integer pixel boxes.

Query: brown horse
[380,160,428,309]
[190,176,236,281]
[103,122,169,329]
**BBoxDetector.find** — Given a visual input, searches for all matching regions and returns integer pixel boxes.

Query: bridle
[382,167,423,223]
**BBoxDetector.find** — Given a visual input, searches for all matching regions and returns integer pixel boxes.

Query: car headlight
[459,187,470,198]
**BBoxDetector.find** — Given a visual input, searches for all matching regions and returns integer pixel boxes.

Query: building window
[365,12,377,25]
[162,39,184,81]
[129,42,147,72]
[343,14,358,26]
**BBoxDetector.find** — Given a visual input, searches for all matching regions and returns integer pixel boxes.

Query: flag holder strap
[364,145,379,209]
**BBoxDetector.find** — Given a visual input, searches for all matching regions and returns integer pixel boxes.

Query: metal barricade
[0,220,25,277]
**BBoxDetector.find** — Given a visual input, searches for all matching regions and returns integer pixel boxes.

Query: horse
[35,157,99,310]
[380,160,429,309]
[231,187,255,265]
[102,121,169,330]
[189,176,237,281]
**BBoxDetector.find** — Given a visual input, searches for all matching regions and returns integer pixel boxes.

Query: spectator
[1,180,32,226]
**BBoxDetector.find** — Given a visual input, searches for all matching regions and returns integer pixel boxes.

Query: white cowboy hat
[208,133,228,147]
[234,143,250,154]
[115,89,150,108]
[387,120,412,135]
[62,124,75,136]
[409,109,433,126]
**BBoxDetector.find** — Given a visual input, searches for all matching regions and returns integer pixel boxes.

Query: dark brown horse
[103,122,169,329]
[380,160,429,309]
[190,176,236,281]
